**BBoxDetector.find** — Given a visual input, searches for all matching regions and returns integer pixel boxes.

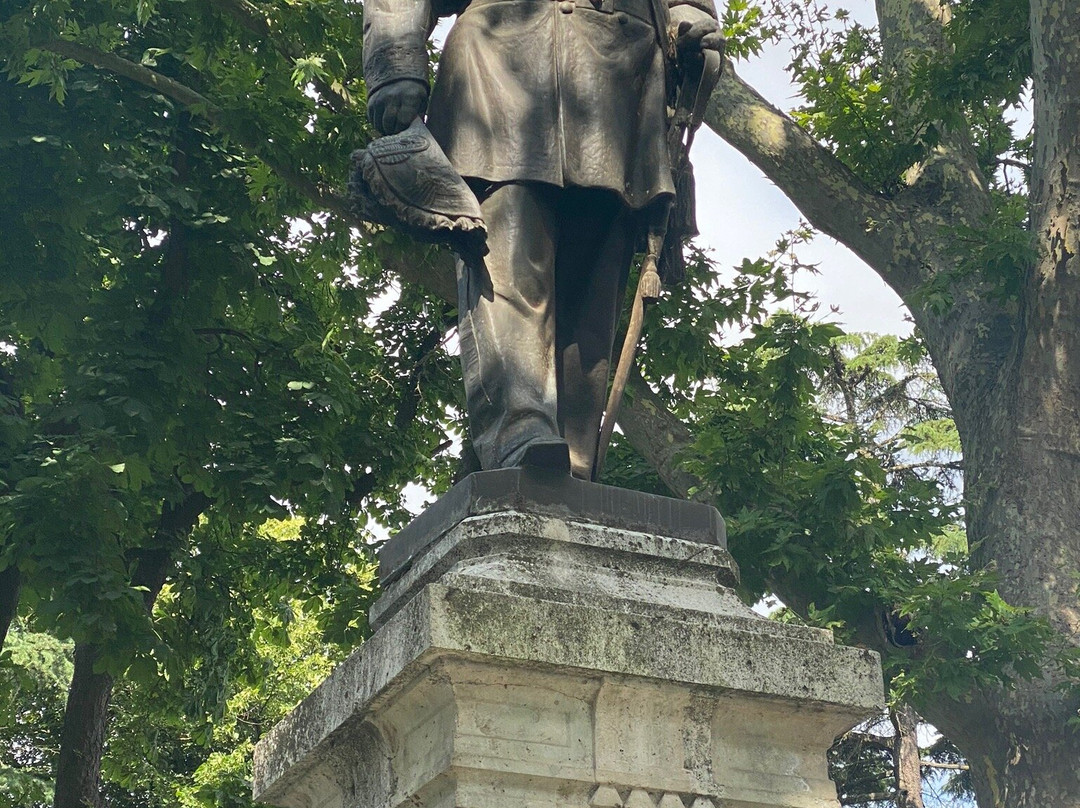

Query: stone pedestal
[253,470,883,808]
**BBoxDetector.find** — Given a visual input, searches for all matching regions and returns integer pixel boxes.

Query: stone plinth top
[378,468,726,587]
[369,471,738,631]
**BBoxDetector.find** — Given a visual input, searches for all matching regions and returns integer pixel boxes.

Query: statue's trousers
[456,183,635,479]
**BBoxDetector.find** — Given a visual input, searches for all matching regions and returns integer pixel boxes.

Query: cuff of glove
[364,43,431,95]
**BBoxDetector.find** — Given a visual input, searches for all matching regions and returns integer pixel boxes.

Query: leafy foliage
[0,1,1076,807]
[0,0,460,653]
[720,0,776,60]
[765,0,1034,204]
[0,627,72,808]
[629,233,1058,710]
[0,521,365,808]
[927,0,1031,112]
[789,19,930,193]
[99,518,370,808]
[913,192,1035,313]
[0,1,460,804]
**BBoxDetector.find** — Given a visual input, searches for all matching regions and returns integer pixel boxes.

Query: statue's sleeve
[362,0,435,95]
[667,0,717,24]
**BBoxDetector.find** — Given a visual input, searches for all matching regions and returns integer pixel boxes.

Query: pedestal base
[253,471,883,808]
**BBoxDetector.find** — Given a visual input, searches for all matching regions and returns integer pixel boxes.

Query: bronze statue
[361,0,722,480]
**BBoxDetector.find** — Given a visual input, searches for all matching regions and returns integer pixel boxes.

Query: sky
[689,0,913,337]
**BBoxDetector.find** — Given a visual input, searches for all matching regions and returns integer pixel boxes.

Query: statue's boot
[507,438,572,473]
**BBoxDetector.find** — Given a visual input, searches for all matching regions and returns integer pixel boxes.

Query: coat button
[559,1,574,11]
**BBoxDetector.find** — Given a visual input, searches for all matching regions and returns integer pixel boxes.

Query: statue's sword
[593,43,721,481]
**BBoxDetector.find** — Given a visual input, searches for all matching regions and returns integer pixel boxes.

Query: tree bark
[0,563,20,654]
[1018,0,1080,644]
[51,493,210,808]
[940,2,1080,806]
[892,703,926,808]
[53,644,112,808]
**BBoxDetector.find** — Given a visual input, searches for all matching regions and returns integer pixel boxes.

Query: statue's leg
[457,182,565,470]
[553,189,636,480]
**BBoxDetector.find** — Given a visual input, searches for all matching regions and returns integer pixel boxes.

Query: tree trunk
[938,3,1080,806]
[1,360,24,655]
[892,703,925,808]
[51,490,211,808]
[0,563,20,652]
[53,644,112,808]
[1017,0,1080,644]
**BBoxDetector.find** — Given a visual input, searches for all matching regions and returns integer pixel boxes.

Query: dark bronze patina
[361,0,721,480]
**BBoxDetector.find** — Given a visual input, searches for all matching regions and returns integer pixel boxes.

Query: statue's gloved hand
[674,18,724,53]
[670,6,724,58]
[367,79,429,136]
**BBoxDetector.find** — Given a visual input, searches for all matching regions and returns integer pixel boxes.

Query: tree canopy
[0,1,1078,808]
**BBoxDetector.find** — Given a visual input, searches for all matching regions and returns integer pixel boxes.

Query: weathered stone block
[253,471,883,808]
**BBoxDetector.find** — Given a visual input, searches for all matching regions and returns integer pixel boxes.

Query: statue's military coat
[363,0,716,209]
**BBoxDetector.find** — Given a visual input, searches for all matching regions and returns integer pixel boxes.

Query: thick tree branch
[45,38,217,113]
[921,761,969,772]
[841,792,895,805]
[705,62,945,301]
[892,701,926,808]
[617,367,710,503]
[884,460,963,473]
[129,490,214,610]
[364,238,458,305]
